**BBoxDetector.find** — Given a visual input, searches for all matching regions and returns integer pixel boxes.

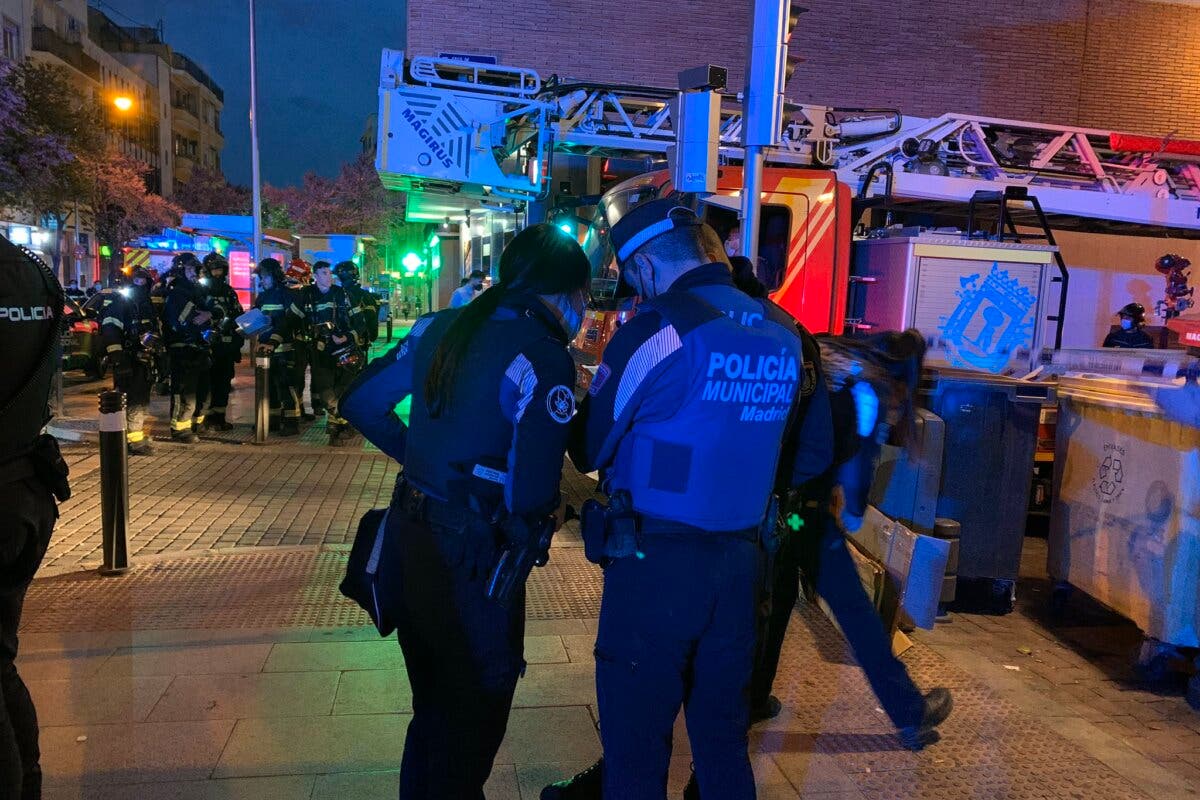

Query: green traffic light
[402,252,422,272]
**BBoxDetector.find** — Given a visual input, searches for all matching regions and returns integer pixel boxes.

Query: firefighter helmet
[202,252,230,279]
[285,258,312,287]
[1118,302,1146,326]
[333,260,360,286]
[168,251,201,279]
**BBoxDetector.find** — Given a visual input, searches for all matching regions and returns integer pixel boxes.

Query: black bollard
[254,344,270,445]
[98,389,129,575]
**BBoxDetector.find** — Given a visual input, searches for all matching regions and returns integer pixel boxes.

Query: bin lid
[921,367,1055,404]
[1057,375,1170,414]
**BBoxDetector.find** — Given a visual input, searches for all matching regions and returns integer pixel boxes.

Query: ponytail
[424,283,508,416]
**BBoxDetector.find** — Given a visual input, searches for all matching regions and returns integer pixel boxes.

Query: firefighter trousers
[205,349,238,420]
[168,350,211,435]
[267,351,302,426]
[0,479,55,800]
[114,362,152,445]
[310,354,356,431]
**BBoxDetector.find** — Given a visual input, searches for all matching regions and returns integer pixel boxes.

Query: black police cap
[608,198,703,265]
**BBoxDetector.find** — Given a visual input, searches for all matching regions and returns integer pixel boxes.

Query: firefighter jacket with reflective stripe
[341,294,576,517]
[569,263,814,532]
[301,284,357,351]
[100,289,158,355]
[199,279,244,353]
[163,278,211,350]
[253,286,305,351]
[344,284,378,343]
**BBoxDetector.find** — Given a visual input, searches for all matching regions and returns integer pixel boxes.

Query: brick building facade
[408,0,1200,139]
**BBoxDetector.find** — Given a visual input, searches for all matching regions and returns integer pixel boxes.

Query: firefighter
[303,261,362,446]
[197,253,245,430]
[253,258,306,435]
[339,223,588,799]
[100,267,161,454]
[286,259,319,420]
[1103,302,1154,349]
[0,236,71,800]
[561,201,814,800]
[333,260,378,351]
[161,253,213,442]
[148,267,172,394]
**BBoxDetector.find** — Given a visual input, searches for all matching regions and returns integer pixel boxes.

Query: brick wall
[408,0,1200,139]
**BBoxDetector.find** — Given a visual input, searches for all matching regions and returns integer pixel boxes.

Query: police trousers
[168,350,211,434]
[114,361,152,445]
[390,510,525,799]
[597,532,760,800]
[751,510,924,730]
[0,479,56,800]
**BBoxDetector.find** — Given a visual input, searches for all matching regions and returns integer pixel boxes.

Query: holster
[579,490,641,565]
[0,434,70,502]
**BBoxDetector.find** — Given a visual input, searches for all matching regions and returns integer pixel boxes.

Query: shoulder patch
[589,362,611,396]
[801,361,817,397]
[546,385,575,423]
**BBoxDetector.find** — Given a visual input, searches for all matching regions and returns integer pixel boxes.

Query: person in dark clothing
[99,268,160,454]
[162,253,213,443]
[0,236,71,800]
[340,223,589,800]
[334,260,378,348]
[1103,302,1154,349]
[303,261,363,446]
[253,258,306,435]
[196,254,244,430]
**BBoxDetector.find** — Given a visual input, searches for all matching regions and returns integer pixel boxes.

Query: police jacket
[0,238,62,457]
[301,284,358,351]
[100,288,159,356]
[1103,327,1154,349]
[341,293,575,517]
[253,286,306,352]
[199,278,244,354]
[163,277,211,351]
[569,263,816,532]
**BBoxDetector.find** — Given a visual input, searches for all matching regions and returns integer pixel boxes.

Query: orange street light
[113,95,133,112]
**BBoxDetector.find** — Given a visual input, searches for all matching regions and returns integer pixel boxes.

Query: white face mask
[1120,318,1133,330]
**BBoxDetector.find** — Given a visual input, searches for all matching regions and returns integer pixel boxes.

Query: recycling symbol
[1094,452,1125,503]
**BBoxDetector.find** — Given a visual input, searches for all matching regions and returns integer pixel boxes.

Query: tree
[0,58,72,210]
[8,60,105,277]
[85,145,182,274]
[263,153,402,236]
[173,165,250,215]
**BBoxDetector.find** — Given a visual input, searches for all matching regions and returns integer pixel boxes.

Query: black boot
[209,412,234,431]
[749,694,782,724]
[171,430,199,444]
[899,688,953,750]
[128,438,154,456]
[279,419,300,437]
[541,758,603,800]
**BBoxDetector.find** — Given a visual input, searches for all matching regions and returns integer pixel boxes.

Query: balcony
[170,52,224,103]
[32,26,100,82]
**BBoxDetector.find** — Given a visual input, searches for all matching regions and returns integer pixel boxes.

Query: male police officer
[568,201,812,799]
[303,262,361,445]
[197,253,244,430]
[0,236,71,800]
[253,258,306,435]
[163,253,214,442]
[100,268,160,454]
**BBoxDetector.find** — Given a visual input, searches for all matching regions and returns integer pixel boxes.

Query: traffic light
[743,1,808,147]
[402,252,422,273]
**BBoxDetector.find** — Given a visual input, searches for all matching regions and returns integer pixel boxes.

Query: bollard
[933,517,961,616]
[385,315,393,343]
[254,343,270,445]
[98,390,130,575]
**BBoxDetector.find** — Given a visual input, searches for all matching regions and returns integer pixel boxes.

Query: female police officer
[340,223,589,800]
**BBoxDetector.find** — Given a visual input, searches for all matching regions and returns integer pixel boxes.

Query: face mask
[553,292,584,339]
[1120,318,1133,330]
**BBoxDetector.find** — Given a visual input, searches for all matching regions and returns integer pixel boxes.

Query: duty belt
[637,514,758,542]
[398,483,481,532]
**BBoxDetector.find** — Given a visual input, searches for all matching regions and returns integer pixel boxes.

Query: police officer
[197,253,245,430]
[100,267,160,454]
[162,253,213,443]
[253,258,306,435]
[333,260,378,349]
[340,223,589,799]
[1103,302,1154,349]
[563,201,813,799]
[0,236,70,800]
[303,262,361,446]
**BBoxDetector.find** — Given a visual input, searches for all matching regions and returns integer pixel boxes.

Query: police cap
[608,198,703,265]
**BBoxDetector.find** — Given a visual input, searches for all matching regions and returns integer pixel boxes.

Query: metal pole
[248,0,263,266]
[98,390,129,574]
[254,340,270,445]
[741,145,765,263]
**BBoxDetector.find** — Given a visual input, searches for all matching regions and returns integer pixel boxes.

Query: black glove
[461,517,499,581]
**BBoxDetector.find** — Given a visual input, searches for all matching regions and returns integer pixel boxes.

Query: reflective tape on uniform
[99,411,126,432]
[102,316,124,329]
[614,324,682,420]
[178,301,194,324]
[106,344,123,354]
[256,357,271,368]
[261,304,284,312]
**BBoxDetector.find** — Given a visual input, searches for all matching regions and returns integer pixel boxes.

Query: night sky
[100,0,407,186]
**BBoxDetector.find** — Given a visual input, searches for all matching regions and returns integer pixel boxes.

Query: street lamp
[113,95,133,112]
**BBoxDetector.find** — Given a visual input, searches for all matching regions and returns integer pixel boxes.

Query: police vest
[0,240,63,456]
[609,287,805,532]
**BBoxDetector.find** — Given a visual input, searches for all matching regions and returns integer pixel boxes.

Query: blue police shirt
[570,263,822,531]
[341,294,576,517]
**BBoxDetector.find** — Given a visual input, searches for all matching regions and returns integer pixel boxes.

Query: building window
[1,17,18,60]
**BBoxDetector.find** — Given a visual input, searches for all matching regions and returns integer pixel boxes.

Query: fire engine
[375,51,1200,377]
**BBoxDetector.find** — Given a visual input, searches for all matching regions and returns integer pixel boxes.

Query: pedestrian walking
[340,223,589,799]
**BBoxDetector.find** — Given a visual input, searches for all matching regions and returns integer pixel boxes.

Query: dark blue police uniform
[571,262,810,800]
[340,294,576,800]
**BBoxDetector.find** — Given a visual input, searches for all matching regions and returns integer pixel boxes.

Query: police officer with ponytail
[340,223,589,799]
[0,236,70,800]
